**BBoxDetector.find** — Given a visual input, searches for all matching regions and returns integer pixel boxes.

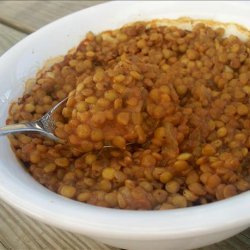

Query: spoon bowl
[0,97,68,142]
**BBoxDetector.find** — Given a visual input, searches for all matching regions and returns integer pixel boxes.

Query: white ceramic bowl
[0,1,249,250]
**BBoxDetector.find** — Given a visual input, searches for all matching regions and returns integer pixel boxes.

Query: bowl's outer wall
[92,225,249,250]
[0,1,250,250]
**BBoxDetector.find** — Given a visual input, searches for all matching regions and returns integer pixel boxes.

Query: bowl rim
[0,0,250,239]
[1,185,249,239]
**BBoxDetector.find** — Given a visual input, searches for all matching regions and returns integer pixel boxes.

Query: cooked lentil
[7,21,250,210]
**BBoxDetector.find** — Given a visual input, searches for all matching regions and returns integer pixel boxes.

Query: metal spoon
[0,97,68,142]
[0,97,138,149]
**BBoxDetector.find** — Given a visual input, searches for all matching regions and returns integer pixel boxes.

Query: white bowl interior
[0,0,249,244]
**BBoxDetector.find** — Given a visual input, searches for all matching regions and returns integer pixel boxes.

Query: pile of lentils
[7,22,250,210]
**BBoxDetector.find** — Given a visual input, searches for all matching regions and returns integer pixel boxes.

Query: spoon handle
[0,122,40,136]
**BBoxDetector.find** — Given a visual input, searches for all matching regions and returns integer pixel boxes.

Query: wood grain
[0,198,249,250]
[0,1,249,249]
[0,200,117,250]
[0,23,26,55]
[0,1,105,33]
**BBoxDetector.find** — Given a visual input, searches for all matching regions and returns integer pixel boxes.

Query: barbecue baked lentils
[7,21,250,210]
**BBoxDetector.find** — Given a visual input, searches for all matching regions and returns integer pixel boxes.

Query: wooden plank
[0,197,249,250]
[242,229,250,239]
[0,1,249,249]
[0,1,106,34]
[0,23,26,55]
[0,200,116,250]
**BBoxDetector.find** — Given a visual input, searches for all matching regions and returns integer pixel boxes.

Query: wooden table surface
[0,1,249,249]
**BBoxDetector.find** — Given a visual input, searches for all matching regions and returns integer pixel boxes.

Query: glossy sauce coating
[7,22,250,210]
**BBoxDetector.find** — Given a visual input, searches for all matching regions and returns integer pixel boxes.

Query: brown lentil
[7,21,250,210]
